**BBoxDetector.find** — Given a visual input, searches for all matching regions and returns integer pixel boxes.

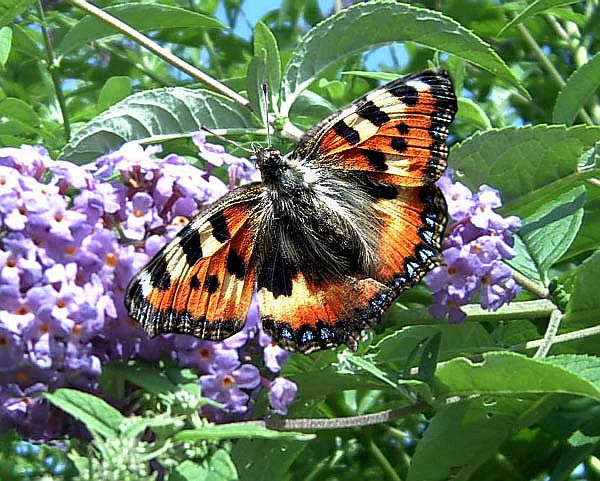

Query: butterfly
[125,68,457,354]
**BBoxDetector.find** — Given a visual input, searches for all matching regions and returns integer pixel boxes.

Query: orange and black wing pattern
[259,69,456,353]
[296,69,455,186]
[126,184,261,340]
[127,69,456,355]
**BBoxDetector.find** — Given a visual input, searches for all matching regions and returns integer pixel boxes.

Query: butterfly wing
[294,68,456,186]
[126,183,261,340]
[258,69,456,353]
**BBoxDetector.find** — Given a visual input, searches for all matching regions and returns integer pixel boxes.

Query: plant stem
[369,438,403,481]
[545,14,600,123]
[510,324,600,352]
[394,299,556,325]
[202,31,224,78]
[37,0,71,140]
[533,309,562,358]
[67,0,249,108]
[257,402,426,431]
[587,178,600,188]
[516,23,594,124]
[512,270,550,299]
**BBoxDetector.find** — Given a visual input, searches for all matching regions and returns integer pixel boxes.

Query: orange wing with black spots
[293,69,456,186]
[256,69,456,353]
[259,273,395,354]
[125,184,261,341]
[127,69,456,355]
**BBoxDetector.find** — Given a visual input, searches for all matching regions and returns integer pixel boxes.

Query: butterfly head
[253,146,285,184]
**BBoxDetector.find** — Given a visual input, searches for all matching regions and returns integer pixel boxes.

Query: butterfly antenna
[200,126,253,154]
[261,83,272,148]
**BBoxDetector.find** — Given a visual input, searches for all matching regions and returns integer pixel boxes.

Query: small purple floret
[425,170,522,323]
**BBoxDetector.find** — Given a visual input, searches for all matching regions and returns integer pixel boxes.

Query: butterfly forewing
[294,69,456,186]
[126,184,261,340]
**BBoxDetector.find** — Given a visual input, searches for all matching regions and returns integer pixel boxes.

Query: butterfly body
[126,69,457,354]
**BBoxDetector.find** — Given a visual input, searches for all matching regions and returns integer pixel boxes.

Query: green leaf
[247,51,267,123]
[341,70,398,81]
[456,97,492,129]
[44,388,123,438]
[498,0,582,36]
[172,451,238,481]
[544,355,600,390]
[57,3,224,56]
[288,371,391,402]
[407,396,556,481]
[281,0,525,114]
[174,423,314,442]
[564,182,600,260]
[449,125,600,218]
[254,22,281,110]
[0,25,11,66]
[418,332,442,382]
[509,234,544,285]
[566,250,600,322]
[553,52,600,126]
[102,361,177,396]
[551,431,600,481]
[171,461,207,481]
[510,186,586,281]
[371,323,497,365]
[97,76,132,112]
[231,439,307,481]
[10,24,40,58]
[289,89,337,125]
[0,97,39,124]
[206,449,238,481]
[0,0,33,27]
[61,87,259,163]
[343,353,399,390]
[434,352,600,402]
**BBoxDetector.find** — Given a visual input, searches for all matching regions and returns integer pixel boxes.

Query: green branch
[393,299,557,325]
[67,0,250,108]
[369,437,403,481]
[37,0,71,140]
[516,22,594,124]
[239,402,427,431]
[533,309,563,359]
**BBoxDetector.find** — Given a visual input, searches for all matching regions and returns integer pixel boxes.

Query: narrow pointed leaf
[45,389,123,438]
[553,53,600,126]
[498,0,582,36]
[57,3,224,56]
[0,25,12,66]
[254,22,281,110]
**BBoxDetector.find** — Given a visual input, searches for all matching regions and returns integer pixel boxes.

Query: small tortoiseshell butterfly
[126,69,457,354]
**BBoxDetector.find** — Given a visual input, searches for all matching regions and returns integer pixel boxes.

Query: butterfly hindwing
[125,184,261,340]
[259,272,393,353]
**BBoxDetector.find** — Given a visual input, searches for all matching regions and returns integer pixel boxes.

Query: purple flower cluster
[425,170,522,323]
[0,136,295,440]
